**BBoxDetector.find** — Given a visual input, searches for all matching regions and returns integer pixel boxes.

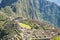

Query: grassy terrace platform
[17,22,31,29]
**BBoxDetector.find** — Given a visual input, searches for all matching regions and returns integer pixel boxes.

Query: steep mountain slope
[0,11,8,20]
[0,0,60,28]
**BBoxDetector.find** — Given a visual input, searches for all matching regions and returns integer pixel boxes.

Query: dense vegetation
[0,11,8,29]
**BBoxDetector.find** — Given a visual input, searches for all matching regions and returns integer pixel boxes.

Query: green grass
[52,36,60,40]
[17,22,31,29]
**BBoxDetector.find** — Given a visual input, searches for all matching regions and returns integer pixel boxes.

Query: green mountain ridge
[0,0,60,28]
[0,0,60,27]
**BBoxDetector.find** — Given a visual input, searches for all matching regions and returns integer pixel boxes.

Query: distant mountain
[0,0,60,28]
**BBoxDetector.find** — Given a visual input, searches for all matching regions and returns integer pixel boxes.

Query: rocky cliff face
[0,0,60,28]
